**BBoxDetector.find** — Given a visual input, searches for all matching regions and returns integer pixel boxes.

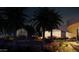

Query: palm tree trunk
[42,28,45,39]
[77,28,79,41]
[50,29,52,39]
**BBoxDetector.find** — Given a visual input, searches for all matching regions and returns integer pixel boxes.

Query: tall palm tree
[0,8,8,34]
[33,8,63,39]
[0,7,29,36]
[45,9,63,38]
[5,7,27,32]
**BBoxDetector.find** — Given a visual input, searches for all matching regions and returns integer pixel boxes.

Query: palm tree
[33,8,63,39]
[5,7,27,32]
[45,9,63,38]
[0,8,8,34]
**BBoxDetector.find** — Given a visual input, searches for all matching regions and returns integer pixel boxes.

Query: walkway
[45,41,79,52]
[57,42,79,52]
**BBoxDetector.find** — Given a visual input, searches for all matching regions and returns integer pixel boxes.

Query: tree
[33,8,63,39]
[5,8,26,32]
[0,7,27,36]
[0,8,8,34]
[45,9,63,38]
[0,7,29,35]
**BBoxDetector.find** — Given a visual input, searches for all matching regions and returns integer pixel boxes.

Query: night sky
[1,7,79,25]
[26,7,79,23]
[1,7,79,31]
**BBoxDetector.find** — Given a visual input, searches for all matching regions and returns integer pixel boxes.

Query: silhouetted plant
[33,8,63,39]
[0,7,28,34]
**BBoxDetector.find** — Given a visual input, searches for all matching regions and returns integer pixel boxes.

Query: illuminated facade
[52,29,61,38]
[67,18,79,38]
[45,18,79,38]
[16,28,28,37]
[44,22,67,38]
[45,29,64,38]
[45,29,62,38]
